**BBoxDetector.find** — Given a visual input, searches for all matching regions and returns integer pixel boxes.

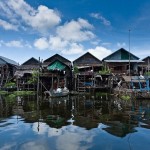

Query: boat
[44,87,69,98]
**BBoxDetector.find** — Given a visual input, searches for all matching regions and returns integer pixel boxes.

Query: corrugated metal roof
[104,60,144,63]
[103,48,139,61]
[0,56,18,66]
[47,60,66,71]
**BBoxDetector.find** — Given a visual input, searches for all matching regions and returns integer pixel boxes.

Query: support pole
[128,29,131,76]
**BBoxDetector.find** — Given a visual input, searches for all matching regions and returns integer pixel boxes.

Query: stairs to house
[77,75,86,92]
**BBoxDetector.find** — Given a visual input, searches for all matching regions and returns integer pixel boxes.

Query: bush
[0,90,8,95]
[121,95,130,101]
[4,82,16,88]
[144,71,150,76]
[99,66,111,75]
[13,91,35,96]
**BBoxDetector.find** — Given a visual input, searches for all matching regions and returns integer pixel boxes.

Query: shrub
[4,82,16,88]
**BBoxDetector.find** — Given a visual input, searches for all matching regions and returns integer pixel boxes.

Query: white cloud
[56,18,95,42]
[49,36,68,50]
[18,141,49,150]
[34,37,49,50]
[0,40,32,48]
[55,125,95,150]
[32,122,48,135]
[88,46,112,60]
[117,42,126,48]
[61,43,85,55]
[90,13,111,26]
[27,5,61,32]
[25,42,32,49]
[78,18,93,29]
[34,36,85,55]
[5,40,23,48]
[0,143,17,150]
[0,0,61,33]
[91,39,101,45]
[0,19,18,31]
[33,36,111,61]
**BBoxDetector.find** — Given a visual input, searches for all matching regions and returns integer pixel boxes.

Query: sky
[0,0,150,64]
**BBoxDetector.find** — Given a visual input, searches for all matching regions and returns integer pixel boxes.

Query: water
[0,94,150,150]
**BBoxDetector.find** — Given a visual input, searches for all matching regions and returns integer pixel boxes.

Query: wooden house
[42,54,72,91]
[102,48,143,75]
[73,52,102,73]
[0,56,18,87]
[139,56,150,74]
[73,52,103,92]
[15,57,40,90]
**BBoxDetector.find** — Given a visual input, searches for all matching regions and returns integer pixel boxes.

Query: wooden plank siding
[103,48,143,75]
[0,56,18,87]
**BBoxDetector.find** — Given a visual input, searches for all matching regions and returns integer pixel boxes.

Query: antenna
[128,29,131,76]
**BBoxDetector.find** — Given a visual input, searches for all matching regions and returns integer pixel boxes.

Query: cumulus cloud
[90,13,111,26]
[34,35,85,56]
[0,0,61,33]
[88,46,112,60]
[55,125,95,150]
[34,36,68,51]
[0,40,32,48]
[26,5,61,32]
[34,37,49,50]
[56,18,95,42]
[0,19,18,31]
[5,40,23,47]
[34,36,112,61]
[49,36,68,50]
[61,43,85,55]
[33,17,96,52]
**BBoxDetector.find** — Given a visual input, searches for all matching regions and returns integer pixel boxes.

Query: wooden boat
[44,87,69,98]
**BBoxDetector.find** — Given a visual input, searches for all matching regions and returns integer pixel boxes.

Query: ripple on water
[0,122,14,127]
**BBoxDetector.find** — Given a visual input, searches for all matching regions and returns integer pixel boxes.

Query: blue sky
[0,0,150,64]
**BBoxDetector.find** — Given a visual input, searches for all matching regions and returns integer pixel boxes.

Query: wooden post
[75,74,77,91]
[51,74,53,90]
[37,57,40,95]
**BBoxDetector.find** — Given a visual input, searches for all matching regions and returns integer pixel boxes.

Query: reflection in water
[0,94,150,150]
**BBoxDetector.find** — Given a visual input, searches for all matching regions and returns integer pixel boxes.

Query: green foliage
[4,82,16,88]
[5,94,16,103]
[3,91,35,103]
[0,90,8,95]
[99,65,111,75]
[121,95,130,101]
[144,71,150,76]
[27,70,39,84]
[13,91,35,96]
[73,66,79,74]
[96,92,108,98]
[0,90,35,97]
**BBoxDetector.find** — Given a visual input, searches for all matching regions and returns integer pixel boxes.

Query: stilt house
[42,54,72,91]
[73,52,103,92]
[139,56,150,74]
[0,56,18,87]
[103,48,143,75]
[15,57,40,90]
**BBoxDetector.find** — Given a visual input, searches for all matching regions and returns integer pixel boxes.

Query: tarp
[47,61,66,71]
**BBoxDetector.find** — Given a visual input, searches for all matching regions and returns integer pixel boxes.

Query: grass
[120,95,130,101]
